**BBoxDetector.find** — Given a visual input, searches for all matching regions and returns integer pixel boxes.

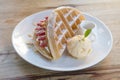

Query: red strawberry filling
[37,35,46,40]
[39,40,48,48]
[36,30,45,36]
[35,17,48,48]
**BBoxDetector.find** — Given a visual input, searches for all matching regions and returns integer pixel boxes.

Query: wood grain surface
[0,0,120,80]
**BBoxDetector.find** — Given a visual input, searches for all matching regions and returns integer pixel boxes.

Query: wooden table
[0,0,120,80]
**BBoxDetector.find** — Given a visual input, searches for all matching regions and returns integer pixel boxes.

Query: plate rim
[12,10,113,71]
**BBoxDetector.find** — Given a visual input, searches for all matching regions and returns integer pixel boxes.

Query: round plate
[12,10,113,71]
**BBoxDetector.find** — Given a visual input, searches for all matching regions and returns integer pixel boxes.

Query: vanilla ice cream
[67,35,92,59]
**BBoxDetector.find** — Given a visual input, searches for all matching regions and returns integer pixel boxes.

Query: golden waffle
[33,18,52,60]
[47,6,85,60]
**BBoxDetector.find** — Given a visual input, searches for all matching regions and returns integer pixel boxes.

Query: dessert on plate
[32,6,92,60]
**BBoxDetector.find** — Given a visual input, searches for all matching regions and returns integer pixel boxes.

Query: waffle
[33,33,52,60]
[47,6,85,60]
[33,17,53,60]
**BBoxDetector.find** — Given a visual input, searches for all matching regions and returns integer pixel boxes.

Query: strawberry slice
[37,35,46,41]
[39,40,47,48]
[36,30,45,36]
[45,16,48,20]
[36,32,45,36]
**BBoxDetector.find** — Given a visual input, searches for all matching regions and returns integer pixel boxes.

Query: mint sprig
[84,29,92,38]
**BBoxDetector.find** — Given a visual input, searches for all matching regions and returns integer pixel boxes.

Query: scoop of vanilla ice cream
[67,35,92,59]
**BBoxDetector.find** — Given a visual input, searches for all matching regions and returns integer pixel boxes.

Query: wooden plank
[3,65,120,80]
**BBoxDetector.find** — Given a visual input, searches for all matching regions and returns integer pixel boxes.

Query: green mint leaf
[84,29,92,38]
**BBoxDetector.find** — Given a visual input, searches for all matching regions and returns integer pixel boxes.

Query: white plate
[12,10,113,71]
